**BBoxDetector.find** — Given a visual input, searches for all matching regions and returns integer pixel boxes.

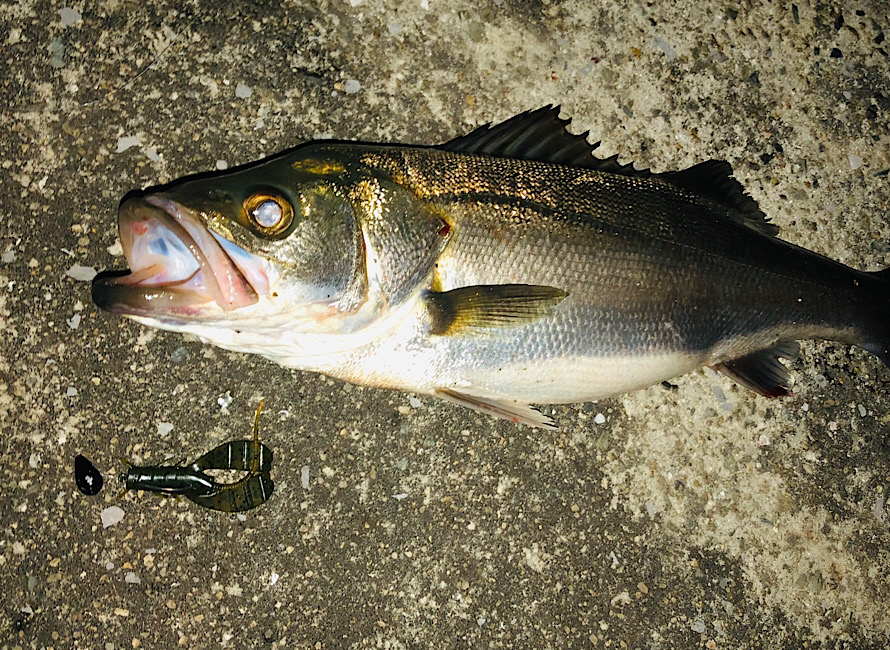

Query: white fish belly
[447,351,706,404]
[314,317,707,403]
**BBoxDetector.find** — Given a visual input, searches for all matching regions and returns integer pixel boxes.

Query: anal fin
[436,388,557,429]
[712,341,800,397]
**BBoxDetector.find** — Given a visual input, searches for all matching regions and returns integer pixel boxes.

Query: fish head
[92,147,370,351]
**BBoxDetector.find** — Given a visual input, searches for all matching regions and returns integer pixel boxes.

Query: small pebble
[65,264,97,282]
[872,495,885,521]
[58,7,82,25]
[101,506,126,528]
[342,79,362,94]
[116,136,141,153]
[654,35,678,60]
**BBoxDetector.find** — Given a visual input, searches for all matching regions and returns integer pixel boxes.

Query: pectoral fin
[712,341,800,397]
[425,284,568,336]
[436,387,557,429]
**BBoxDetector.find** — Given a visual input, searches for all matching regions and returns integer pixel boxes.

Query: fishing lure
[74,454,104,495]
[120,402,274,512]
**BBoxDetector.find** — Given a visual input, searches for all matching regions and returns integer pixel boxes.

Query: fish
[92,106,890,428]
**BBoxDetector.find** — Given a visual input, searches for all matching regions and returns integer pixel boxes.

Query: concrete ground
[3,0,890,647]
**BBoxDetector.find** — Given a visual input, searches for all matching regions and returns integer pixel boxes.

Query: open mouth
[92,195,269,318]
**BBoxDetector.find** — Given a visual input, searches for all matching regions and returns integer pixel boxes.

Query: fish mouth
[92,195,269,319]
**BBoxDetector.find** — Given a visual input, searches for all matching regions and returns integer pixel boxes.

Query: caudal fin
[860,268,890,366]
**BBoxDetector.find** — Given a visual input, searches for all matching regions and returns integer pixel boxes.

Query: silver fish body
[93,107,890,427]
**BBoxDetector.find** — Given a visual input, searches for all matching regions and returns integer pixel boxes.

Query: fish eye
[254,200,281,228]
[244,192,294,235]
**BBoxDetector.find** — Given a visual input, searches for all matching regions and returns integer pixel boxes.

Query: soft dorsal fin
[441,106,777,237]
[658,161,778,237]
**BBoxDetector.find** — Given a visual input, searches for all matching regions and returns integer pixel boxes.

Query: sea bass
[92,107,890,428]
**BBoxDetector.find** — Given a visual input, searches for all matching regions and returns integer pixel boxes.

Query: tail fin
[862,269,890,366]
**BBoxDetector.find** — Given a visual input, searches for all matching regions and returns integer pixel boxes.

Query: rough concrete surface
[2,1,890,648]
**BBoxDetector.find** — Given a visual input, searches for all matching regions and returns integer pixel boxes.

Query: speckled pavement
[3,1,890,648]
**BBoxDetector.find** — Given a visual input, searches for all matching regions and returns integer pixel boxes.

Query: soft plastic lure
[120,402,274,512]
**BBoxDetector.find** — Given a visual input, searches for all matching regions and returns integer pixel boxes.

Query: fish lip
[92,195,265,319]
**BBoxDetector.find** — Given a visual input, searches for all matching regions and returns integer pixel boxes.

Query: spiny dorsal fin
[425,284,568,336]
[441,106,777,237]
[441,105,650,176]
[712,340,800,397]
